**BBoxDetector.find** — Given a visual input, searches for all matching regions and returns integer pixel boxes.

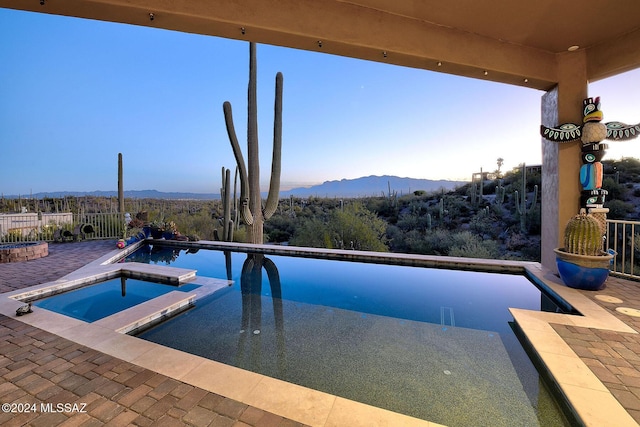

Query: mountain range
[7,175,465,200]
[282,175,464,198]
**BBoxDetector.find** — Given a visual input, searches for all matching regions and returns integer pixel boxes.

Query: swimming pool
[126,243,572,427]
[33,276,200,322]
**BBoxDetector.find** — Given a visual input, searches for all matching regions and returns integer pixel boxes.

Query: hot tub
[0,241,48,263]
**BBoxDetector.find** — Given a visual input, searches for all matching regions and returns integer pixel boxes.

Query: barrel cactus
[563,210,603,256]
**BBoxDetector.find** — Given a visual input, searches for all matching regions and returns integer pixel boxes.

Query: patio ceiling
[2,0,640,90]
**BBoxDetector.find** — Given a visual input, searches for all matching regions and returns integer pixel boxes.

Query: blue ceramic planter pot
[150,227,164,239]
[554,248,613,291]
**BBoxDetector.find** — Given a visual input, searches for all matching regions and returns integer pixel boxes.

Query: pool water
[33,277,200,322]
[127,245,571,427]
[127,245,568,334]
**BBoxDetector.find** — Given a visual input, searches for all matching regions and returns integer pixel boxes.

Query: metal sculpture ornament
[540,97,640,209]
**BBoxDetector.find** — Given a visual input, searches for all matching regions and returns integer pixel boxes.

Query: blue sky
[1,8,639,195]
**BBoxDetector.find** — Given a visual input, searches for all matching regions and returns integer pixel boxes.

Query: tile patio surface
[1,240,640,426]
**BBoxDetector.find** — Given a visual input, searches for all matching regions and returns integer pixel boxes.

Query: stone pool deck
[1,240,640,426]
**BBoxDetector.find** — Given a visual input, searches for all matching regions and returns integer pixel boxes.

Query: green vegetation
[602,158,640,219]
[3,158,639,262]
[290,201,388,251]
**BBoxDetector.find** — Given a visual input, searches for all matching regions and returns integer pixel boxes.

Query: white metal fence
[0,212,123,243]
[606,219,640,280]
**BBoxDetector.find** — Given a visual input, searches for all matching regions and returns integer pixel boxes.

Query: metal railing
[0,212,124,243]
[606,219,640,280]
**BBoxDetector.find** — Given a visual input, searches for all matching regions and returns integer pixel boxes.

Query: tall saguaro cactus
[514,163,538,232]
[220,167,234,242]
[117,153,124,214]
[223,42,283,244]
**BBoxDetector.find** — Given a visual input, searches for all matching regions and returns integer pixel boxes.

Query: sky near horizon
[1,8,640,196]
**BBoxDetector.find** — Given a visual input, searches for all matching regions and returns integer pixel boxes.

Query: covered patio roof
[2,0,640,90]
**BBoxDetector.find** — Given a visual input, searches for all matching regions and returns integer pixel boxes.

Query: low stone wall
[0,242,49,263]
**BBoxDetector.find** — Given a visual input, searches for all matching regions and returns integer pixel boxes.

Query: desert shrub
[606,199,635,219]
[504,232,540,260]
[420,229,455,255]
[482,181,497,194]
[602,177,627,201]
[364,196,399,223]
[172,210,217,240]
[264,215,297,243]
[332,202,388,251]
[397,210,431,232]
[505,232,529,251]
[526,204,541,235]
[389,228,450,255]
[385,225,406,252]
[290,218,332,248]
[469,211,500,239]
[448,231,500,259]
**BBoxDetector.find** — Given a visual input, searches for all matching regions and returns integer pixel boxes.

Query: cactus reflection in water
[237,254,285,373]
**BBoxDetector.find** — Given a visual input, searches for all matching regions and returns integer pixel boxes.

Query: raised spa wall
[0,242,48,263]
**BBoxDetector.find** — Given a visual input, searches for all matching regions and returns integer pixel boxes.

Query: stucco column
[540,51,588,271]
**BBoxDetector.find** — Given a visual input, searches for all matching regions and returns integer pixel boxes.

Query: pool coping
[1,240,638,426]
[513,264,639,427]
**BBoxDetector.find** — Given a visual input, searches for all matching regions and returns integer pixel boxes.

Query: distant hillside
[282,175,465,198]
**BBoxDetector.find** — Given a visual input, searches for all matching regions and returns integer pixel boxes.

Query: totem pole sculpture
[223,42,283,244]
[541,97,640,289]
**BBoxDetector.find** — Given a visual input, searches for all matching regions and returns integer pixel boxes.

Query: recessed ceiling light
[568,45,580,51]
